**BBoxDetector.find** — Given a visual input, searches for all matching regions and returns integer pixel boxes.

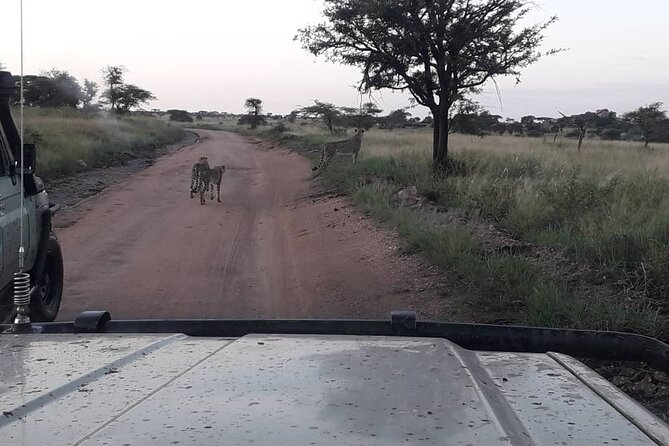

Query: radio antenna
[13,0,33,327]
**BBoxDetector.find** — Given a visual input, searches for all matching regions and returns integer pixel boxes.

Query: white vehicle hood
[1,333,668,445]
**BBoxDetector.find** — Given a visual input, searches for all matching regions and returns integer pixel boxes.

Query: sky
[0,0,667,119]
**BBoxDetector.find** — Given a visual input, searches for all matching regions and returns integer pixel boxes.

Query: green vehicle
[0,70,63,323]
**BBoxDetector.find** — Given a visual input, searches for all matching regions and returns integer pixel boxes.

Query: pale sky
[0,0,667,119]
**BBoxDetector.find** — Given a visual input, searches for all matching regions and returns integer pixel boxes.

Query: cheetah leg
[216,181,221,202]
[312,149,326,171]
[199,180,206,205]
[312,154,329,178]
[322,153,334,169]
[210,183,214,201]
[352,153,358,164]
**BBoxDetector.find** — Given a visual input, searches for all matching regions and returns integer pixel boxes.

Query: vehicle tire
[30,234,64,322]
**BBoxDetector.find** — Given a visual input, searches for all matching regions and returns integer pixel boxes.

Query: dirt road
[55,130,452,321]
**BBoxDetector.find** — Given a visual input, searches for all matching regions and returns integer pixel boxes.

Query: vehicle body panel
[0,125,34,285]
[1,333,667,445]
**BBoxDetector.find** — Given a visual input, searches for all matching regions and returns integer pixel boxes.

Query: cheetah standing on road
[312,129,364,176]
[190,156,225,204]
[207,163,226,202]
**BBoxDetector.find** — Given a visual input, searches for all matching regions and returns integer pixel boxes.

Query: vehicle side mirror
[21,143,36,173]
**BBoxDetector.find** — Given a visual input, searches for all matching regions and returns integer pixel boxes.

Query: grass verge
[20,107,185,179]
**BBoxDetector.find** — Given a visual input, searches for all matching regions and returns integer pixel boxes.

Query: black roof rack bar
[417,321,669,370]
[2,311,668,371]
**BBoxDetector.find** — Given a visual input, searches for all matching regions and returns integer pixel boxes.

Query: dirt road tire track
[55,130,454,321]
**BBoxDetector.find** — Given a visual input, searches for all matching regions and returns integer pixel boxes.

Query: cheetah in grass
[312,129,364,176]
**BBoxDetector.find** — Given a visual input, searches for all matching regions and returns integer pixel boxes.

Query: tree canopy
[381,109,412,130]
[100,65,126,111]
[243,98,264,129]
[100,65,155,114]
[624,103,668,147]
[115,84,156,114]
[13,69,83,107]
[296,100,341,134]
[168,109,193,123]
[82,79,99,109]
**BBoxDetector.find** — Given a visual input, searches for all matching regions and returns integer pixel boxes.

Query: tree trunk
[252,109,259,129]
[435,112,449,166]
[432,118,439,160]
[327,119,333,135]
[577,129,585,151]
[431,108,440,160]
[645,131,649,147]
[109,86,116,111]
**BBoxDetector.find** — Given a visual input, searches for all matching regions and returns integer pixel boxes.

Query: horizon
[0,0,667,120]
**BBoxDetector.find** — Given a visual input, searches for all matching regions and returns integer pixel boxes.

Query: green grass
[235,123,667,337]
[341,178,661,335]
[19,107,185,179]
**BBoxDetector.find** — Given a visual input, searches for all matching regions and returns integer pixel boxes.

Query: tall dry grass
[363,128,669,178]
[19,107,185,178]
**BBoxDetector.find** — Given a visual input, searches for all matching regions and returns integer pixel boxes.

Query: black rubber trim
[416,322,669,370]
[74,311,111,333]
[391,310,416,335]
[3,311,668,371]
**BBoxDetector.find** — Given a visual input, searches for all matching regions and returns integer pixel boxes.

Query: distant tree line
[449,103,669,146]
[225,95,669,150]
[285,99,430,133]
[5,65,155,114]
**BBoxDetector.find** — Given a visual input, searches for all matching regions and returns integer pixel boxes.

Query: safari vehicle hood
[2,329,669,446]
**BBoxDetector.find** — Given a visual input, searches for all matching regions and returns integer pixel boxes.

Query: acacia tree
[100,65,126,111]
[296,100,341,134]
[39,69,83,107]
[558,111,597,151]
[297,0,559,167]
[450,100,486,135]
[382,109,412,131]
[624,103,667,147]
[168,109,193,122]
[115,84,156,114]
[82,79,98,108]
[244,98,263,129]
[352,102,384,129]
[101,66,155,114]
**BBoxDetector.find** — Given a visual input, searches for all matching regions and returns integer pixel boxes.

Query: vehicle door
[0,124,30,288]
